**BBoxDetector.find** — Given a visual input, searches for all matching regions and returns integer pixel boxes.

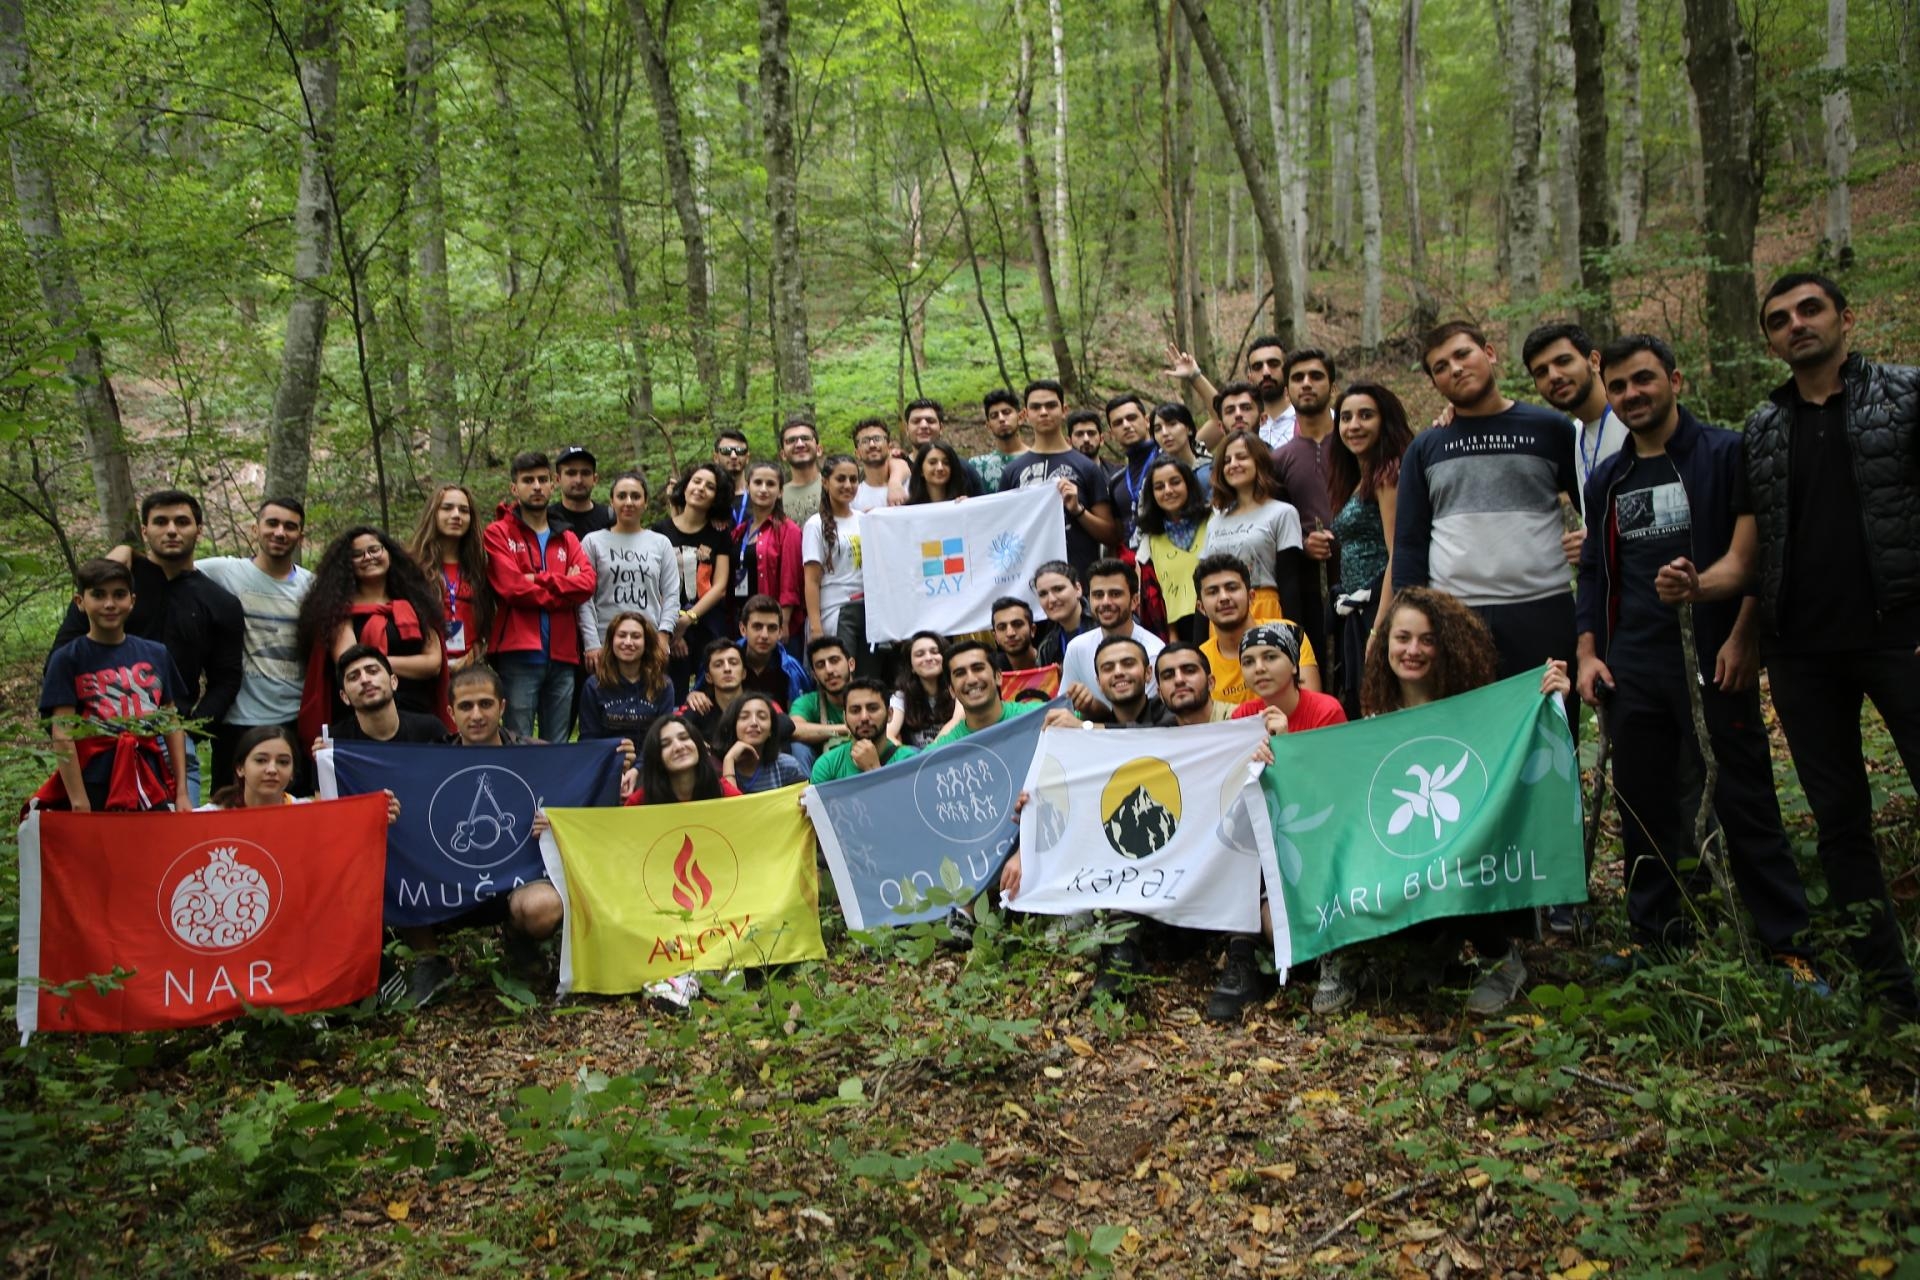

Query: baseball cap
[555,445,596,468]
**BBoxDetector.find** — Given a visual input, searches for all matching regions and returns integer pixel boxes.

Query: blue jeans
[184,747,202,808]
[499,655,576,743]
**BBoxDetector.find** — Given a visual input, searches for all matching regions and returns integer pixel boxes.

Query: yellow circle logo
[1100,758,1182,859]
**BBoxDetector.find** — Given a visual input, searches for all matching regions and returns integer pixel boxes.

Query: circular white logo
[157,840,283,954]
[427,765,539,870]
[1366,736,1490,860]
[913,743,1014,844]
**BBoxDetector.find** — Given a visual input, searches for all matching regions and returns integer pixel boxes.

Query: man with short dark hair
[1195,552,1319,704]
[809,676,917,781]
[548,445,614,540]
[903,398,946,449]
[1277,348,1339,668]
[1523,322,1626,520]
[326,645,450,744]
[713,429,752,523]
[1032,560,1095,666]
[1093,635,1168,728]
[779,418,824,525]
[1657,273,1920,1018]
[928,639,1046,748]
[1168,335,1296,450]
[683,638,748,743]
[198,496,313,787]
[484,451,596,742]
[685,594,810,715]
[790,636,855,754]
[999,381,1117,580]
[1059,559,1166,715]
[1104,392,1158,546]
[971,388,1026,491]
[990,596,1044,671]
[1066,409,1105,461]
[852,417,896,513]
[1154,642,1233,724]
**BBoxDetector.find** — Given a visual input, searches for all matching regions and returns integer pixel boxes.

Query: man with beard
[789,636,855,759]
[1524,323,1626,522]
[1067,409,1105,461]
[1154,642,1234,723]
[852,418,896,513]
[1092,634,1169,728]
[779,417,824,526]
[970,388,1026,491]
[328,645,448,744]
[990,597,1045,672]
[198,496,313,788]
[1167,336,1298,451]
[808,676,917,781]
[547,445,615,540]
[1573,335,1814,976]
[1195,552,1320,705]
[1058,559,1166,716]
[1276,348,1339,669]
[50,488,243,805]
[483,451,597,743]
[1658,273,1920,1020]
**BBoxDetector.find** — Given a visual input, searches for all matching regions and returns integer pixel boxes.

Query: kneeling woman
[712,692,808,793]
[204,725,401,827]
[624,714,742,806]
[1311,587,1570,1017]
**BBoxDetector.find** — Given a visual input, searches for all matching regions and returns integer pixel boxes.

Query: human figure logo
[913,745,1012,843]
[159,840,282,953]
[1366,736,1490,860]
[427,766,539,870]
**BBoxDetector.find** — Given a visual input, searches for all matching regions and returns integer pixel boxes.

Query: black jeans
[1608,664,1811,953]
[1767,647,1920,1012]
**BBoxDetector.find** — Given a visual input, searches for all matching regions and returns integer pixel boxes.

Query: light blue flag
[317,740,623,926]
[803,701,1062,929]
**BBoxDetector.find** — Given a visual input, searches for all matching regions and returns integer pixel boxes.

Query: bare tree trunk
[1679,27,1708,224]
[1618,0,1645,247]
[1329,75,1355,264]
[1176,0,1294,344]
[1155,0,1189,352]
[1175,8,1202,358]
[266,1,340,506]
[406,0,458,480]
[1225,180,1239,291]
[629,0,724,414]
[1682,0,1763,403]
[1571,0,1613,336]
[1255,0,1305,337]
[1545,0,1581,282]
[734,79,755,408]
[1350,0,1383,351]
[1398,0,1435,331]
[1504,0,1543,330]
[1047,0,1070,294]
[1012,0,1078,393]
[758,0,814,416]
[1281,0,1311,335]
[0,0,137,538]
[1821,0,1853,265]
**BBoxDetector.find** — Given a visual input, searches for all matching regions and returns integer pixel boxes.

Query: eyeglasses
[350,545,388,563]
[715,445,749,458]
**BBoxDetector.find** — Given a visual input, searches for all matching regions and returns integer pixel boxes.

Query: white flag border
[16,807,42,1043]
[858,485,1066,643]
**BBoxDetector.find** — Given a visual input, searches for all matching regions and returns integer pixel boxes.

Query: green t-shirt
[789,690,846,725]
[927,697,1042,750]
[809,738,918,783]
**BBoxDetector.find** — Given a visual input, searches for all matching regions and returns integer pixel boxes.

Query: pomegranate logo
[644,826,739,916]
[157,840,284,954]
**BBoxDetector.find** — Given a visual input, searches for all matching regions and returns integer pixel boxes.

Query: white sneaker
[645,971,702,1012]
[1312,951,1358,1015]
[1465,946,1528,1016]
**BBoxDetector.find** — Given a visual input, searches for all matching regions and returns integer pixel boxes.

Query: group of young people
[37,270,1920,1023]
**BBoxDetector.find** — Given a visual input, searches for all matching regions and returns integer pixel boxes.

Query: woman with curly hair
[1206,429,1305,629]
[1312,586,1570,1019]
[1326,384,1415,714]
[297,526,448,746]
[1129,456,1213,643]
[408,483,493,674]
[905,441,983,504]
[887,630,958,748]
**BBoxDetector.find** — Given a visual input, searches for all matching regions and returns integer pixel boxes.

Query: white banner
[859,486,1066,642]
[1009,719,1279,934]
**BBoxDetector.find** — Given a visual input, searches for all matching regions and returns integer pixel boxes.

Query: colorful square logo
[921,537,965,579]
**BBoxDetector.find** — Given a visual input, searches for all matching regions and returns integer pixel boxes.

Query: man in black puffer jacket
[1657,273,1920,1020]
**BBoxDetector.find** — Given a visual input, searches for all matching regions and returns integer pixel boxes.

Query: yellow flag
[542,784,823,994]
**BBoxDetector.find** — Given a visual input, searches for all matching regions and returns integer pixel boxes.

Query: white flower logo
[1386,752,1472,840]
[1367,736,1490,860]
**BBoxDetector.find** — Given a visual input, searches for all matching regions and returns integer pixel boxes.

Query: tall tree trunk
[757,0,814,416]
[1398,0,1435,331]
[1821,0,1853,265]
[1679,27,1708,224]
[1329,75,1355,264]
[1545,0,1580,282]
[406,0,458,480]
[1618,0,1644,247]
[1571,0,1612,336]
[628,0,724,415]
[1283,0,1311,333]
[1224,180,1239,291]
[1175,8,1202,361]
[266,1,341,506]
[0,0,137,538]
[1175,0,1294,344]
[1682,0,1763,402]
[1155,0,1188,352]
[485,33,532,430]
[1255,0,1305,337]
[1503,0,1543,330]
[734,79,755,408]
[1350,0,1382,351]
[1012,0,1077,392]
[1047,0,1070,294]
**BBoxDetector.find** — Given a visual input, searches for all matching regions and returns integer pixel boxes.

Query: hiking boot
[1545,905,1587,937]
[1312,951,1358,1015]
[1207,937,1267,1022]
[384,954,456,1010]
[941,907,976,952]
[1465,946,1528,1016]
[1775,954,1833,999]
[1596,945,1658,978]
[1091,939,1142,999]
[645,971,702,1014]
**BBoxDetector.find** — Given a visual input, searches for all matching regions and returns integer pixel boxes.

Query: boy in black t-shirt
[323,645,449,746]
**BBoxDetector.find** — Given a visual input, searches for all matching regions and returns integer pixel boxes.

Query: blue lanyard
[1578,408,1612,486]
[1121,447,1159,509]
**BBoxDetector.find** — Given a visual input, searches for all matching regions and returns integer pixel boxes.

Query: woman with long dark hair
[803,455,870,674]
[655,462,734,690]
[887,631,957,748]
[579,611,675,742]
[733,460,805,641]
[1206,429,1305,629]
[297,525,448,746]
[906,441,983,504]
[408,483,492,673]
[713,690,808,793]
[624,713,738,806]
[578,470,680,666]
[1326,383,1416,715]
[202,724,400,820]
[1150,402,1212,491]
[1129,456,1214,643]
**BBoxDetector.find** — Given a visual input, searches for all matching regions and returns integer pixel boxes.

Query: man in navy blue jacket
[1574,335,1812,968]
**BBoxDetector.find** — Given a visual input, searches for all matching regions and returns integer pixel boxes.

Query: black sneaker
[1546,905,1587,936]
[385,954,456,1010]
[1206,937,1267,1022]
[1091,939,1142,999]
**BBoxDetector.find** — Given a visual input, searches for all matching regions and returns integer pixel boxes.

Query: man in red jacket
[483,451,597,742]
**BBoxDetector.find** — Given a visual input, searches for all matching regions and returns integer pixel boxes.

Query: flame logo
[672,836,713,911]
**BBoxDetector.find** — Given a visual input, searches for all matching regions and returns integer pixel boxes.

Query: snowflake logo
[989,531,1026,574]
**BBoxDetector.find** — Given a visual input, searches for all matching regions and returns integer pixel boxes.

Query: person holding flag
[1227,623,1347,734]
[208,723,400,823]
[809,677,918,781]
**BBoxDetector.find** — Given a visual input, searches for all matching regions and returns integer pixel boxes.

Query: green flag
[1262,671,1584,970]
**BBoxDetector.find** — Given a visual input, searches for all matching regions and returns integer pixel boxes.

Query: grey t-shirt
[576,527,682,648]
[194,556,313,724]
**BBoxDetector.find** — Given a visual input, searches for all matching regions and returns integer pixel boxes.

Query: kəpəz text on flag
[1008,718,1276,933]
[15,795,388,1039]
[540,785,824,995]
[317,739,624,927]
[804,700,1061,929]
[858,486,1067,642]
[1262,671,1586,971]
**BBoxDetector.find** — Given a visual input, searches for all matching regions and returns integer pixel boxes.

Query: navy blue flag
[802,701,1060,929]
[317,740,623,926]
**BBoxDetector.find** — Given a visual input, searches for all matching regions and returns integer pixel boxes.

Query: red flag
[999,665,1061,702]
[16,796,388,1038]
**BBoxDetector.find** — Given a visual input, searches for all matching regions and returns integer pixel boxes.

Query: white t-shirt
[1572,407,1628,524]
[802,511,865,635]
[195,557,314,724]
[1059,622,1166,711]
[852,480,890,513]
[1258,404,1299,450]
[1204,500,1303,592]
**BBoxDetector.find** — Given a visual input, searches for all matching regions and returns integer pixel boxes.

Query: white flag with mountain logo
[859,486,1066,642]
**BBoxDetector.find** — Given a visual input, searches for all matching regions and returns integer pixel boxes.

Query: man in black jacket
[1575,336,1812,968]
[48,489,243,805]
[1657,274,1920,1018]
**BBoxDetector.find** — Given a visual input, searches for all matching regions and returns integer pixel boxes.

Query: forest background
[4,0,1920,1275]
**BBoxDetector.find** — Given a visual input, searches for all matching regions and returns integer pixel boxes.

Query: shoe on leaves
[1312,951,1358,1015]
[1465,946,1528,1016]
[1092,939,1142,999]
[1207,937,1267,1022]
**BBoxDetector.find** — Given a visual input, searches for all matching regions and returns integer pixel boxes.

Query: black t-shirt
[548,501,615,541]
[1778,391,1885,652]
[1608,452,1688,667]
[998,448,1113,578]
[653,519,733,622]
[333,708,448,744]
